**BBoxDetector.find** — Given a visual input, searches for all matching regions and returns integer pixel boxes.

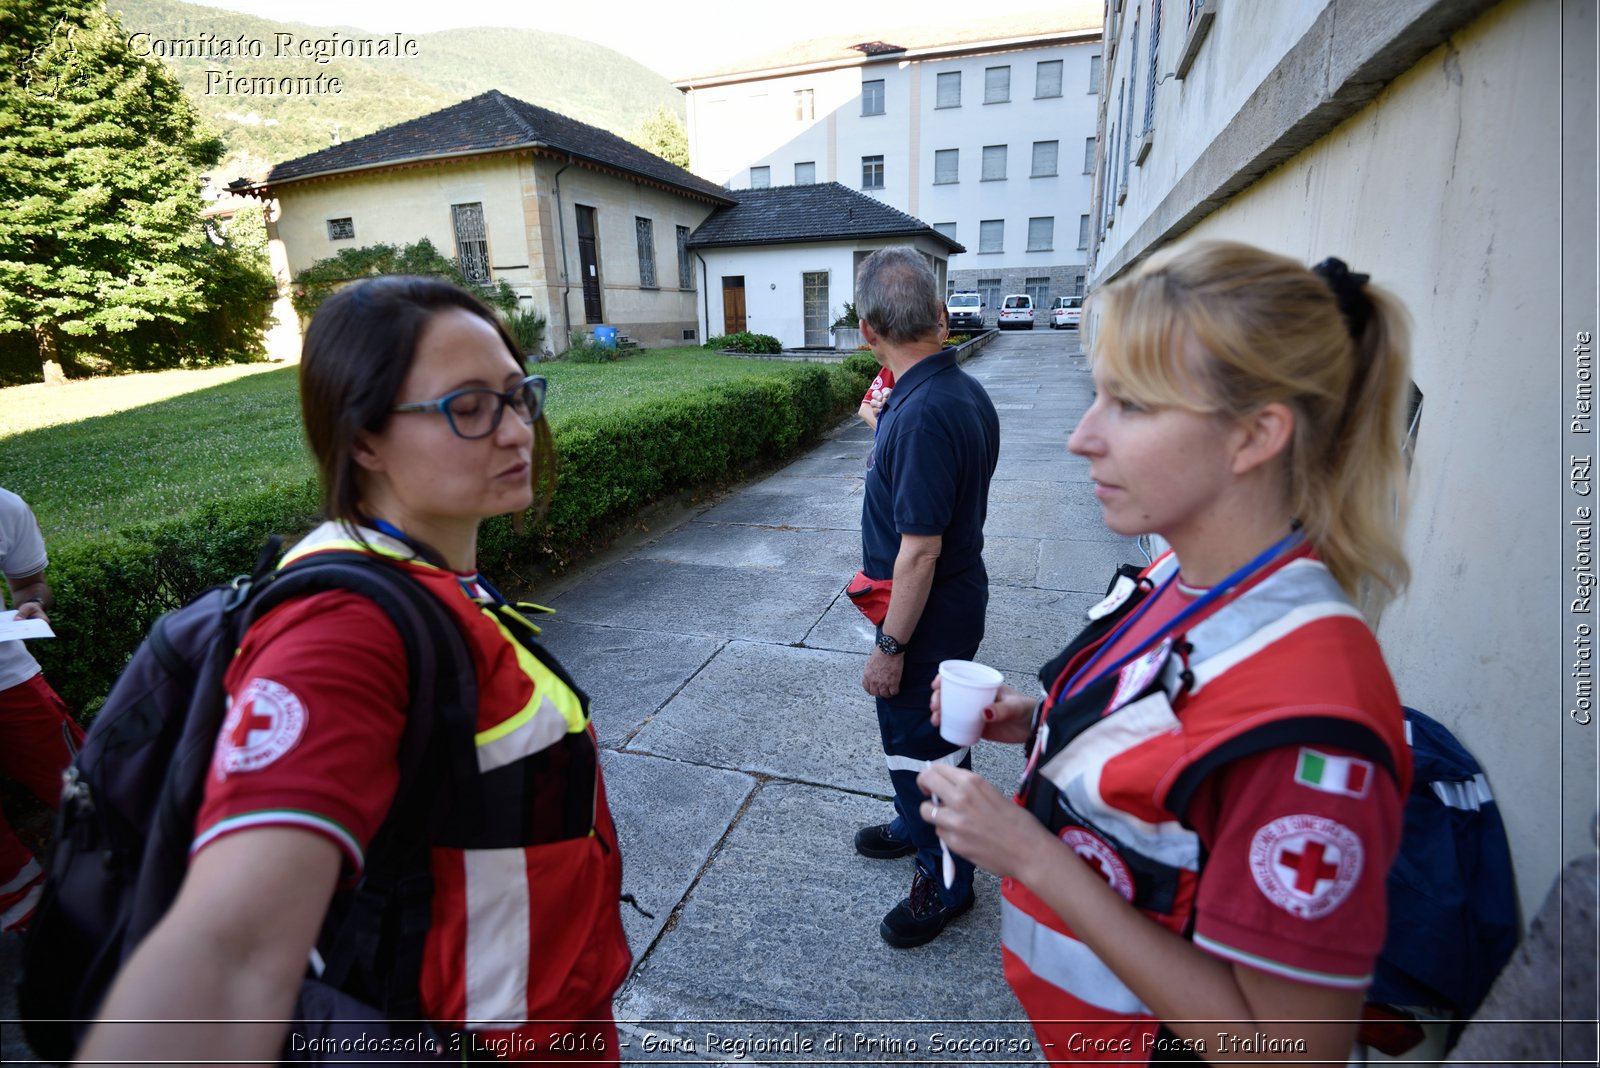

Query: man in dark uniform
[853,248,999,947]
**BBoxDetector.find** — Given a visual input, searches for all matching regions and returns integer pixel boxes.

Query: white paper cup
[938,660,1003,746]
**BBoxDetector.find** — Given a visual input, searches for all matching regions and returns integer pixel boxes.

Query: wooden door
[722,276,746,335]
[575,205,602,324]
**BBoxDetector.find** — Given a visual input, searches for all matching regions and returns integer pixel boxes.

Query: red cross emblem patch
[1059,827,1136,902]
[1247,814,1363,919]
[214,677,306,779]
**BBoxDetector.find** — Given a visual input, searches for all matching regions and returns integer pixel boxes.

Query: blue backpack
[1364,706,1520,1048]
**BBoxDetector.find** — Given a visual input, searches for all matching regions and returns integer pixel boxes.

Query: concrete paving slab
[546,560,846,644]
[974,586,1102,683]
[1037,537,1145,595]
[601,751,757,960]
[802,595,880,656]
[626,641,886,795]
[982,535,1042,589]
[613,782,1035,1062]
[637,521,862,579]
[533,620,725,746]
[984,496,1107,541]
[697,491,864,531]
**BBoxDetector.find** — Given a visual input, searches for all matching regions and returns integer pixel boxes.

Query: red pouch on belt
[846,570,893,626]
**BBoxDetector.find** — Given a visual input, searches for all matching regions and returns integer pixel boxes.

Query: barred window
[936,71,961,108]
[450,202,489,284]
[677,225,692,289]
[326,217,354,240]
[635,216,656,288]
[934,149,959,184]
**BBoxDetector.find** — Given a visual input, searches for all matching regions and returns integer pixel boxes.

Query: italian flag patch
[1294,748,1372,798]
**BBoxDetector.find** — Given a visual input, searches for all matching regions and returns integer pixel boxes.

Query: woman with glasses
[81,277,630,1063]
[918,242,1415,1063]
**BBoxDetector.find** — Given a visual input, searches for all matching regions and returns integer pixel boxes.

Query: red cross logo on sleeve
[1277,839,1341,895]
[229,697,275,749]
[1249,814,1364,919]
[1059,827,1136,901]
[215,678,307,778]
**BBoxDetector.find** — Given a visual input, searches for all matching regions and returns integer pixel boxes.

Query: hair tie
[1312,257,1372,342]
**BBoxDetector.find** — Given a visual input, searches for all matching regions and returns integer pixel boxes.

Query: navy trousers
[875,655,976,907]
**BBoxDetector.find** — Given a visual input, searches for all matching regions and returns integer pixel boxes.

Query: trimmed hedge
[34,360,874,714]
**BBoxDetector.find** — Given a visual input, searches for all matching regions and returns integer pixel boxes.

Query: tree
[630,105,690,169]
[0,0,271,382]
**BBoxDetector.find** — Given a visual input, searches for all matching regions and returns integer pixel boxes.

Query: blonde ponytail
[1088,240,1412,609]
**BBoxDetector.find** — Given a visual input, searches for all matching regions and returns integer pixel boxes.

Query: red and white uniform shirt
[194,523,630,1051]
[1003,550,1410,1062]
[862,367,895,408]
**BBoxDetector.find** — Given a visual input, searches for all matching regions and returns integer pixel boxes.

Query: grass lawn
[1,348,842,550]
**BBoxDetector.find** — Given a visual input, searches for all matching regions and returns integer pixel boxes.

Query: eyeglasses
[391,374,547,440]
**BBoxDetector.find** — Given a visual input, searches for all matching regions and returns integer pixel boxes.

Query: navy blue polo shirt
[861,348,999,662]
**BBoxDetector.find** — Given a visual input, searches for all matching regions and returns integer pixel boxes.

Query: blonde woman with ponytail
[919,241,1415,1064]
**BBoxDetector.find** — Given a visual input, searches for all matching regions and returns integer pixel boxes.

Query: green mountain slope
[110,0,684,181]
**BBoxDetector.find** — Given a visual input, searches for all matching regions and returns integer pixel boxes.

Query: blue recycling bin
[593,326,618,349]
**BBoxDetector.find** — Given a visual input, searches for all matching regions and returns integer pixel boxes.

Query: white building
[674,7,1104,320]
[687,182,961,348]
[1091,0,1593,964]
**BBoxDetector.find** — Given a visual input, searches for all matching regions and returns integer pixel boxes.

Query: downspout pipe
[552,159,575,349]
[696,252,711,342]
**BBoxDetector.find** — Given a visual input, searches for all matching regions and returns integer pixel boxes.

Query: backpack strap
[245,551,477,1020]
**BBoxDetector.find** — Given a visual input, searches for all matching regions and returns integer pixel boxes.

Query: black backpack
[18,540,476,1062]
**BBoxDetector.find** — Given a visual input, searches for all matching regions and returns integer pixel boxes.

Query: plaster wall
[1103,0,1582,912]
[274,155,530,291]
[532,159,717,349]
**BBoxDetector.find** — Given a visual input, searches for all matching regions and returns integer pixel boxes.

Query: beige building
[1091,0,1594,994]
[233,91,735,353]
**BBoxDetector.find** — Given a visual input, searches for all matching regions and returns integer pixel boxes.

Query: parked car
[1049,295,1083,329]
[998,294,1035,330]
[946,291,985,332]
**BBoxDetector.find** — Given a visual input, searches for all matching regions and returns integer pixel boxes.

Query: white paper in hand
[0,610,55,641]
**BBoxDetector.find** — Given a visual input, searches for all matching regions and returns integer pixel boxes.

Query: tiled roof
[230,91,733,204]
[675,6,1102,84]
[687,183,964,253]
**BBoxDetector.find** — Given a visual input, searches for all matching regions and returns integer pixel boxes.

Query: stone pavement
[0,327,1141,1065]
[530,326,1139,1065]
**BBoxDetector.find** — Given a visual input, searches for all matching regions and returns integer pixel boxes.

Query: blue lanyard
[367,517,498,603]
[1063,528,1306,697]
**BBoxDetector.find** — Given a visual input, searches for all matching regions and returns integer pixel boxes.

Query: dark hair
[855,247,944,344]
[299,276,556,544]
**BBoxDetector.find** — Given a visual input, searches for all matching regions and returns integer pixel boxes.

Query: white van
[1049,295,1083,329]
[998,294,1035,330]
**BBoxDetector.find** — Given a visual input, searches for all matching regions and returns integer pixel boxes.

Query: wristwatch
[876,631,906,656]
